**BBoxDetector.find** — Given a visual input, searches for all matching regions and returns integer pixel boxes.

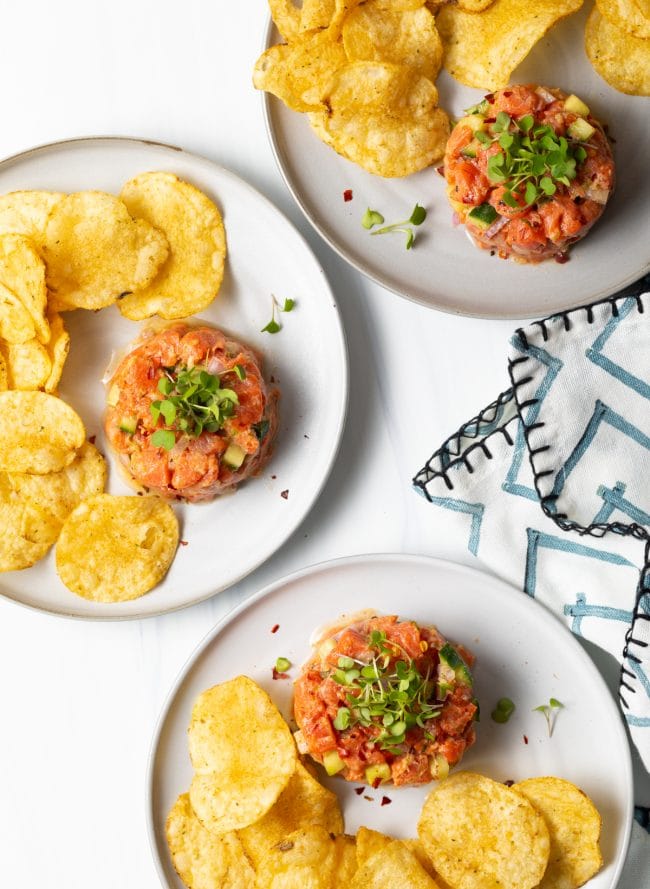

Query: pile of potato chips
[254,0,451,177]
[166,676,603,889]
[586,0,650,96]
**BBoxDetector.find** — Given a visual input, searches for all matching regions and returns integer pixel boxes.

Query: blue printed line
[426,496,484,556]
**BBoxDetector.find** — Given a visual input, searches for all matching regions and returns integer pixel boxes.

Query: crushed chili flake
[363,795,374,802]
[271,624,280,634]
[436,165,445,177]
[271,474,277,480]
[380,796,392,807]
[504,779,515,787]
[523,734,529,745]
[272,667,290,680]
[179,540,188,546]
[343,189,353,202]
[280,490,289,499]
[355,787,364,795]
[88,435,96,444]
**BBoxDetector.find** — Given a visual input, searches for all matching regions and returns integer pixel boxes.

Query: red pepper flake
[555,252,569,264]
[343,189,353,202]
[280,490,289,499]
[88,435,96,444]
[271,623,280,634]
[523,734,529,745]
[271,474,277,480]
[436,165,445,177]
[504,779,514,787]
[380,796,392,807]
[272,667,290,680]
[354,787,364,796]
[363,795,374,802]
[485,92,495,104]
[179,540,188,546]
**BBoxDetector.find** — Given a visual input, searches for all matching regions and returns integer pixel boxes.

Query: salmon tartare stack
[293,614,477,787]
[444,84,615,263]
[105,323,278,502]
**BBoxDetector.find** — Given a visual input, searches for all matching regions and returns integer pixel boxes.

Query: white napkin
[415,291,650,882]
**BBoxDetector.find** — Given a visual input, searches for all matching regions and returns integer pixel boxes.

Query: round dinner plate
[0,138,347,619]
[262,5,650,319]
[147,553,633,888]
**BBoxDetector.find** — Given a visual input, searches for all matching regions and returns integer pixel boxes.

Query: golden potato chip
[118,172,226,321]
[238,761,343,869]
[188,676,297,834]
[43,191,169,311]
[0,234,49,344]
[334,835,358,885]
[258,825,343,888]
[586,6,650,95]
[268,0,302,40]
[301,0,336,30]
[43,312,70,393]
[0,352,6,390]
[352,840,440,889]
[514,777,603,888]
[0,190,64,246]
[0,281,37,344]
[437,0,584,90]
[0,501,61,571]
[403,840,440,880]
[457,0,496,9]
[597,0,650,37]
[55,493,178,601]
[342,4,443,80]
[0,339,51,390]
[166,793,255,889]
[355,827,393,867]
[310,62,449,177]
[0,390,85,473]
[254,32,347,113]
[417,772,550,889]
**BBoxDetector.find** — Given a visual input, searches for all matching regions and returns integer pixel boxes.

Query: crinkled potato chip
[0,339,51,390]
[258,825,347,889]
[437,0,584,90]
[586,6,650,95]
[0,190,64,246]
[301,0,336,30]
[254,32,348,113]
[351,840,441,889]
[118,172,226,320]
[597,0,650,37]
[334,834,358,885]
[342,4,443,80]
[457,0,496,9]
[0,501,61,571]
[0,352,6,390]
[310,62,449,176]
[188,676,297,834]
[43,312,70,393]
[269,0,302,40]
[0,281,37,344]
[514,777,603,888]
[0,390,85,473]
[355,827,393,867]
[238,762,343,870]
[166,793,255,889]
[55,493,178,601]
[417,772,550,889]
[43,191,169,311]
[0,234,49,344]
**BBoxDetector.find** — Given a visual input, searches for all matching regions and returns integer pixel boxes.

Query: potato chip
[457,0,496,9]
[43,191,169,311]
[437,0,584,90]
[0,190,64,246]
[238,761,343,869]
[403,840,440,880]
[259,825,343,888]
[597,0,650,37]
[254,32,347,113]
[301,0,336,30]
[417,772,550,889]
[0,281,37,344]
[188,676,297,834]
[0,352,6,390]
[118,172,226,320]
[0,390,85,473]
[514,777,603,888]
[55,493,178,601]
[310,62,449,177]
[0,234,49,343]
[342,4,443,80]
[0,339,51,390]
[586,6,650,95]
[0,501,61,571]
[355,827,393,867]
[334,835,358,885]
[352,840,440,889]
[166,793,255,889]
[43,312,70,393]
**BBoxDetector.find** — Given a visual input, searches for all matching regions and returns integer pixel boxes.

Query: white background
[0,2,646,887]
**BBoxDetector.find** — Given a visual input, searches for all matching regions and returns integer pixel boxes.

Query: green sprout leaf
[282,298,296,313]
[490,697,515,724]
[361,208,385,229]
[151,429,176,451]
[533,698,565,737]
[261,318,281,334]
[367,203,428,250]
[275,657,291,673]
[409,204,427,226]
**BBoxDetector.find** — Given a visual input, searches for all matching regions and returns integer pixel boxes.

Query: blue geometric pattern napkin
[414,289,650,878]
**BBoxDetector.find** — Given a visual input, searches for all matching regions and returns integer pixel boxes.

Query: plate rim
[260,17,650,321]
[145,550,634,888]
[0,135,350,622]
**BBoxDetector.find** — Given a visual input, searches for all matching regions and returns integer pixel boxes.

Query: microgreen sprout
[533,698,564,737]
[275,657,291,673]
[362,204,427,249]
[261,294,297,334]
[149,364,245,451]
[491,697,515,724]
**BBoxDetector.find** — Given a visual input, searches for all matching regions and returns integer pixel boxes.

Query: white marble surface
[0,2,646,887]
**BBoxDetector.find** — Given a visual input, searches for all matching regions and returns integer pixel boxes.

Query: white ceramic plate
[147,553,633,888]
[0,138,347,619]
[263,5,650,319]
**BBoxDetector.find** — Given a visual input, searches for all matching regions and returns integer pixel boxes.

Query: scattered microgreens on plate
[149,364,245,451]
[491,697,515,724]
[362,204,427,250]
[261,294,296,334]
[533,697,564,737]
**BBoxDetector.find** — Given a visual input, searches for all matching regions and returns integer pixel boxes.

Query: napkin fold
[414,288,650,872]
